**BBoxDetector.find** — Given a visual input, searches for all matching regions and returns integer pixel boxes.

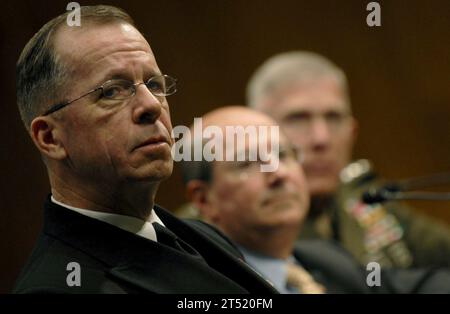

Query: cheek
[214,180,262,214]
[334,132,354,160]
[98,120,127,151]
[283,127,308,148]
[63,111,135,173]
[290,164,309,193]
[83,119,131,168]
[296,172,310,207]
[161,105,173,129]
[63,120,102,155]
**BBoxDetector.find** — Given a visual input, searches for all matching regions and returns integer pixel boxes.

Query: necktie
[152,222,202,257]
[286,261,326,294]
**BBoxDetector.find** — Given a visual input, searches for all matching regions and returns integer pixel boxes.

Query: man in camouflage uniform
[246,51,450,267]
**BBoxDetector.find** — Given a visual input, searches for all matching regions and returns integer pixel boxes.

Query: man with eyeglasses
[13,5,277,294]
[179,106,450,293]
[180,106,333,293]
[246,51,450,268]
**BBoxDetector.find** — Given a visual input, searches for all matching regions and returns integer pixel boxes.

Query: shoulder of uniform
[340,159,376,186]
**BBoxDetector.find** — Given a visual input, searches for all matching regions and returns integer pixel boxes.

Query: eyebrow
[286,107,350,116]
[98,67,162,85]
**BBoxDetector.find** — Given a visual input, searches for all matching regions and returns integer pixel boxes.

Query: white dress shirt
[51,196,164,242]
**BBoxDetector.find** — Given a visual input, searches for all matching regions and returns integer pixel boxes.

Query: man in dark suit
[181,106,450,293]
[13,5,276,294]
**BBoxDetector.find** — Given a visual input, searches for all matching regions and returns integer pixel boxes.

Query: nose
[266,157,290,188]
[310,117,331,150]
[131,83,162,124]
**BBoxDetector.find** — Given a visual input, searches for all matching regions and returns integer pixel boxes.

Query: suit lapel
[107,248,248,293]
[154,205,278,294]
[43,198,250,293]
[294,241,369,293]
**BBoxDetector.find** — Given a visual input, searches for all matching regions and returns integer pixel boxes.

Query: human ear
[30,117,67,160]
[186,180,219,223]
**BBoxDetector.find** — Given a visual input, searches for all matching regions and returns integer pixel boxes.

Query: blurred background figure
[181,106,369,293]
[245,51,450,268]
[179,106,450,293]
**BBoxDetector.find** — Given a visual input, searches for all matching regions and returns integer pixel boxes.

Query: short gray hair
[16,5,134,131]
[246,51,349,108]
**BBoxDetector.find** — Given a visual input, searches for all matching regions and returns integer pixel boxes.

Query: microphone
[362,184,400,204]
[362,173,450,204]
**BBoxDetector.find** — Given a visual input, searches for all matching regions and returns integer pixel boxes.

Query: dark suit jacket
[13,196,277,294]
[294,240,450,294]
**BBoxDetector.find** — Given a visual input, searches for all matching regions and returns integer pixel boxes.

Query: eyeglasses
[224,145,303,180]
[42,74,177,116]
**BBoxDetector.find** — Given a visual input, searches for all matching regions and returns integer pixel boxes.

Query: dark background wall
[1,0,449,293]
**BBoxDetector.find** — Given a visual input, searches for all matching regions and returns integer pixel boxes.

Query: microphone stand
[362,172,450,204]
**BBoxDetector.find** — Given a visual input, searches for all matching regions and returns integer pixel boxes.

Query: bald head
[197,106,281,169]
[181,106,310,258]
[177,106,284,183]
[200,106,278,130]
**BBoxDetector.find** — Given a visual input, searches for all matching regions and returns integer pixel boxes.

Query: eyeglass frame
[221,144,304,178]
[41,74,177,116]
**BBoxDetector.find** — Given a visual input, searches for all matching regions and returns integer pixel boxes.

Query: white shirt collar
[51,196,164,242]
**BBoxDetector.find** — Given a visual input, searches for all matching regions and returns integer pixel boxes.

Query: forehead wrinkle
[84,50,159,84]
[56,21,152,56]
[55,23,157,81]
[78,37,152,66]
[78,44,157,75]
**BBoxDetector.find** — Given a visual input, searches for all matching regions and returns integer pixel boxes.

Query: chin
[151,161,174,181]
[132,159,174,182]
[307,177,339,197]
[265,204,305,225]
[262,215,303,232]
